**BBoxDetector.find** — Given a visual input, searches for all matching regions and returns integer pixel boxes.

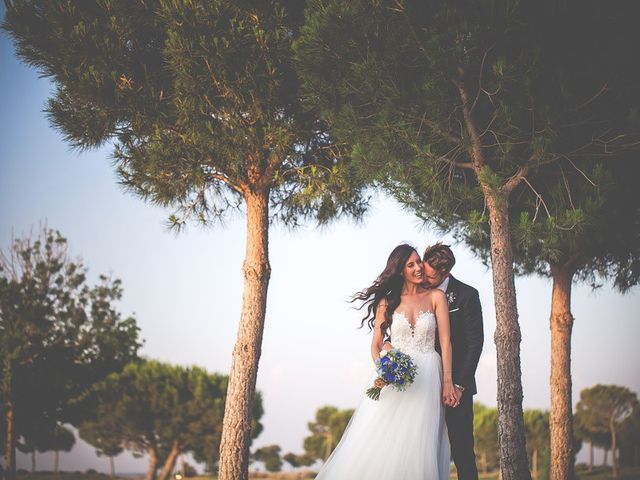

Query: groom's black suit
[435,274,484,480]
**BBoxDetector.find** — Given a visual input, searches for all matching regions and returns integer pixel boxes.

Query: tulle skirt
[316,351,450,480]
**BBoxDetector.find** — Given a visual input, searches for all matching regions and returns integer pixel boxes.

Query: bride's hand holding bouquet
[367,346,418,400]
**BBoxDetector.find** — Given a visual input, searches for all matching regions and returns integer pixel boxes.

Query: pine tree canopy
[3,0,367,227]
[296,0,640,277]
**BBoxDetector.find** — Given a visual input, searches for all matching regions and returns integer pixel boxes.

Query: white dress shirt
[436,275,450,293]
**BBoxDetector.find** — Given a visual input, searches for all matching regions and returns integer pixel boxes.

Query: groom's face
[422,261,448,288]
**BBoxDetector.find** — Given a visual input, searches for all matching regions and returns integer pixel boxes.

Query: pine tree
[524,410,550,480]
[619,405,640,468]
[80,361,261,480]
[300,405,353,463]
[37,425,76,473]
[79,421,124,476]
[576,385,638,478]
[295,2,640,477]
[473,404,499,474]
[2,3,366,479]
[252,445,282,472]
[454,151,640,479]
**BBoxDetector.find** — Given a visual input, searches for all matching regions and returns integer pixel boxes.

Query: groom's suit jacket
[435,275,484,395]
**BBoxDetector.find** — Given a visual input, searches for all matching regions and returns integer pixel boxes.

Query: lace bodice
[390,310,437,355]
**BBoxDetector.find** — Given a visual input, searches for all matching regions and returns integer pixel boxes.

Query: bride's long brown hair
[352,244,418,338]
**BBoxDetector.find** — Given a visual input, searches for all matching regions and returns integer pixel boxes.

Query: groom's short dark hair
[423,243,455,273]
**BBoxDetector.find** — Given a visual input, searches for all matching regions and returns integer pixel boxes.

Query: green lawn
[15,466,640,480]
[460,467,640,480]
[574,466,640,480]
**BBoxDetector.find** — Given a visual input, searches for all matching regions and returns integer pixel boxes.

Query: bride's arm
[371,299,391,363]
[434,290,455,404]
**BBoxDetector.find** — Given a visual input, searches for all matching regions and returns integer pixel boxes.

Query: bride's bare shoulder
[430,288,446,300]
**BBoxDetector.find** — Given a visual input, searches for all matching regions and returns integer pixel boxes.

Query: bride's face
[402,251,424,284]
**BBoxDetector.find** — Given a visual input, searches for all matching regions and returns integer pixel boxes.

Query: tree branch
[521,176,550,221]
[452,76,486,170]
[428,151,473,169]
[203,169,246,195]
[572,83,609,111]
[260,151,284,190]
[501,161,532,195]
[470,49,490,115]
[562,155,597,186]
[502,151,562,195]
[411,113,462,145]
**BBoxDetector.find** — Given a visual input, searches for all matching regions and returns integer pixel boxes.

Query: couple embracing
[316,243,484,480]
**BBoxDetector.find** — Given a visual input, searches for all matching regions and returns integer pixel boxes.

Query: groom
[423,243,483,480]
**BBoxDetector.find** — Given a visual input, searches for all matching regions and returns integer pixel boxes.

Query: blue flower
[391,362,398,369]
[381,357,389,365]
[385,373,394,382]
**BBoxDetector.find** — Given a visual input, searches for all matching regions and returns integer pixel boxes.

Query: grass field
[14,466,640,480]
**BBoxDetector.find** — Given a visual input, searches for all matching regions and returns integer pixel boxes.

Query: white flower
[379,350,388,357]
[446,292,456,305]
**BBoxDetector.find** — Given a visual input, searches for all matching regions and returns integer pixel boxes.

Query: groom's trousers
[445,393,479,480]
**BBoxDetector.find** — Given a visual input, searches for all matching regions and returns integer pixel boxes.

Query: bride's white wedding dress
[316,310,450,479]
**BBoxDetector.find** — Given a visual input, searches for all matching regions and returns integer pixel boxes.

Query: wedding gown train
[315,310,450,479]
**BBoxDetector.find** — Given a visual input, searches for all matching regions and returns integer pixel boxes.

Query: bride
[316,244,453,479]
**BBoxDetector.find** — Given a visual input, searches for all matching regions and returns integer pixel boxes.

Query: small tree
[282,452,315,469]
[252,445,282,472]
[79,421,124,476]
[0,227,140,480]
[574,413,611,473]
[524,410,550,480]
[576,385,638,477]
[619,405,640,468]
[301,406,353,463]
[38,425,76,473]
[473,404,499,474]
[16,434,38,473]
[81,360,262,480]
[180,461,197,478]
[574,407,593,472]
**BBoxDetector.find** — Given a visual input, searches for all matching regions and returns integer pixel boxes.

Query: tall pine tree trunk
[146,447,158,480]
[549,263,576,480]
[109,456,115,477]
[532,448,538,479]
[458,79,530,480]
[5,401,15,480]
[485,192,531,480]
[31,451,36,472]
[54,450,59,473]
[218,188,271,480]
[157,441,180,480]
[588,438,593,472]
[603,448,609,467]
[611,419,618,478]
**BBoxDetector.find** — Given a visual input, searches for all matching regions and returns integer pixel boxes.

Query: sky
[2,15,639,474]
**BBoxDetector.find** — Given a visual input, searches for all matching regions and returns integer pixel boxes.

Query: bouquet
[366,348,418,400]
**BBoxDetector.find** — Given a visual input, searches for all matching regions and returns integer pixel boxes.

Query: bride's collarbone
[396,300,435,316]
